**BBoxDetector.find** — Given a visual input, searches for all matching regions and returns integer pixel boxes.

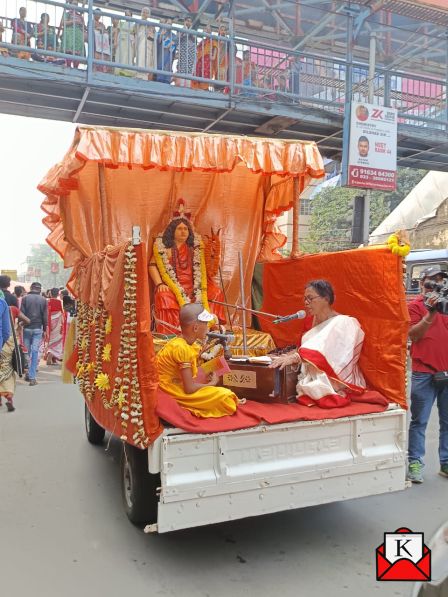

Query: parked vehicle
[405,249,448,298]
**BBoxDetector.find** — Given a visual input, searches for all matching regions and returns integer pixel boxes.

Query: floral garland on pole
[153,234,210,311]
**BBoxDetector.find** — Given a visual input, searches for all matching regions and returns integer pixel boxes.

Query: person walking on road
[0,275,18,308]
[0,297,10,348]
[21,282,47,386]
[407,266,448,483]
[0,305,30,412]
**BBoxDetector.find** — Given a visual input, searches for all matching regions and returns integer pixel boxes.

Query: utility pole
[363,31,377,245]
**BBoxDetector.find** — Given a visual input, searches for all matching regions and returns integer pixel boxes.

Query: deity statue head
[162,217,195,248]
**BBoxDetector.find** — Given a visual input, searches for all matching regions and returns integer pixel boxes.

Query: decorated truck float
[39,126,409,533]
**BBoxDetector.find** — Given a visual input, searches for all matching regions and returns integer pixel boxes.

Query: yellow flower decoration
[76,364,85,377]
[105,315,112,335]
[80,337,88,350]
[117,387,127,408]
[87,361,96,372]
[387,231,411,258]
[95,373,110,391]
[102,343,112,362]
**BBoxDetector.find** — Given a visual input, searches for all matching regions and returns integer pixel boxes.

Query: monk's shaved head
[179,303,205,326]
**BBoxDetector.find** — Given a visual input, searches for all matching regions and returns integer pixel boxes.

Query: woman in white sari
[134,7,155,80]
[270,280,366,408]
[114,9,135,77]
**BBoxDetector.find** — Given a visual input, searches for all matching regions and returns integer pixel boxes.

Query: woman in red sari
[192,24,217,90]
[46,288,65,365]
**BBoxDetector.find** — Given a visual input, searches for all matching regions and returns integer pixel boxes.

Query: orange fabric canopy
[39,126,324,311]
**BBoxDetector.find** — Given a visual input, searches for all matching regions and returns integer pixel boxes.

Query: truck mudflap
[148,408,407,533]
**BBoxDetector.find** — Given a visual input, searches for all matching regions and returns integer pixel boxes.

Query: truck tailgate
[151,408,407,533]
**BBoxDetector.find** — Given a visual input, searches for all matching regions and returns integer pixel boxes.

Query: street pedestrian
[0,305,30,412]
[20,282,48,386]
[0,275,19,307]
[407,266,448,483]
[0,297,10,348]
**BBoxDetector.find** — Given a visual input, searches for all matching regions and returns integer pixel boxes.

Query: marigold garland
[387,231,411,257]
[105,315,112,335]
[95,372,110,391]
[154,235,210,312]
[102,343,112,362]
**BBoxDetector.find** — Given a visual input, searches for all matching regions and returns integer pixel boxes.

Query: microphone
[206,331,235,342]
[273,310,307,324]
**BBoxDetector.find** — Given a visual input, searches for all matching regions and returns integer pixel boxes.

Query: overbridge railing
[0,0,447,131]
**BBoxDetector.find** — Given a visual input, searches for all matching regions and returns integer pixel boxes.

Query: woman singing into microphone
[270,280,366,408]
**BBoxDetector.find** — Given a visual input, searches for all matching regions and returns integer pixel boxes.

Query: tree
[302,167,427,253]
[24,244,70,289]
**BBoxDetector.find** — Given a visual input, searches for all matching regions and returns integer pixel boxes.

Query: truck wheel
[84,403,106,445]
[121,443,159,525]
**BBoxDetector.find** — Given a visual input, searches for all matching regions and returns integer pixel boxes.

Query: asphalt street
[0,365,446,597]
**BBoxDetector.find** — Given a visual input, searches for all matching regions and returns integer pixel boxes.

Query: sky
[0,114,75,273]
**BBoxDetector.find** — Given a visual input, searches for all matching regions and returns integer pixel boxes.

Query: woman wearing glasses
[270,280,366,408]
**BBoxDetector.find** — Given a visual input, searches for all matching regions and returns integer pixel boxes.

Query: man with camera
[407,266,448,483]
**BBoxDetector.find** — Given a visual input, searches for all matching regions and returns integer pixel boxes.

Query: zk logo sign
[371,109,384,119]
[376,528,431,581]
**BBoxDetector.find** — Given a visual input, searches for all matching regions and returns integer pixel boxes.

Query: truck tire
[84,403,106,445]
[121,443,159,525]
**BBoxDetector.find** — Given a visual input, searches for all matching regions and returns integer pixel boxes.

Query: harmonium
[221,358,299,404]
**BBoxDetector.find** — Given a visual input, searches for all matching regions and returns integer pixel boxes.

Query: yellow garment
[156,337,237,418]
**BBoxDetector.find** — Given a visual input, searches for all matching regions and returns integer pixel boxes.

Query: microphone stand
[208,299,281,320]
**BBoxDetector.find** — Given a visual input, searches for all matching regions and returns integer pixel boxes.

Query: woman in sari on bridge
[59,0,86,68]
[192,24,217,90]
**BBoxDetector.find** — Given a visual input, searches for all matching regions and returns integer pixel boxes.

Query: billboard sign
[347,102,397,191]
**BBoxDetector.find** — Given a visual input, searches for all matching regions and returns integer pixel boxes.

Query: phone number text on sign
[348,166,397,191]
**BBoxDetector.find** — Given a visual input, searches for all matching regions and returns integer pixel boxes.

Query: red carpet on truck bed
[155,389,390,434]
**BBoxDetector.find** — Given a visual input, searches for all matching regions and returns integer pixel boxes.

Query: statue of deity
[149,200,226,333]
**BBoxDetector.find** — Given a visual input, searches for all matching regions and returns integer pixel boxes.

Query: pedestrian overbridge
[1,0,448,170]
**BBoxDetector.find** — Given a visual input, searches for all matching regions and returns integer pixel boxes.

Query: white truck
[41,125,408,534]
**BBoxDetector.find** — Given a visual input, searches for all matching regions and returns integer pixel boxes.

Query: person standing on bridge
[11,7,34,60]
[59,0,86,69]
[135,7,155,81]
[176,15,196,88]
[33,13,65,65]
[114,9,135,77]
[93,9,111,73]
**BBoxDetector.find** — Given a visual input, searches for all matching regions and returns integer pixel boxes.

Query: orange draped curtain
[39,127,325,321]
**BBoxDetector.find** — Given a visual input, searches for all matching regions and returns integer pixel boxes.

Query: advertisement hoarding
[347,102,397,192]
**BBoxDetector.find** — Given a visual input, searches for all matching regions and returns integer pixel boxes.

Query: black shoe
[6,401,15,412]
[29,379,38,386]
[24,373,30,382]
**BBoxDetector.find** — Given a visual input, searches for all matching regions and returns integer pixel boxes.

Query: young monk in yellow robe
[156,303,238,418]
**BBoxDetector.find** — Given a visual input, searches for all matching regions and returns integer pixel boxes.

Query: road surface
[0,366,446,597]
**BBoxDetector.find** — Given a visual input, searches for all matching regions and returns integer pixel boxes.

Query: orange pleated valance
[39,126,324,305]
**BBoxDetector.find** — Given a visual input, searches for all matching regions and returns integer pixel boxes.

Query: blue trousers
[408,371,448,465]
[23,328,43,380]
